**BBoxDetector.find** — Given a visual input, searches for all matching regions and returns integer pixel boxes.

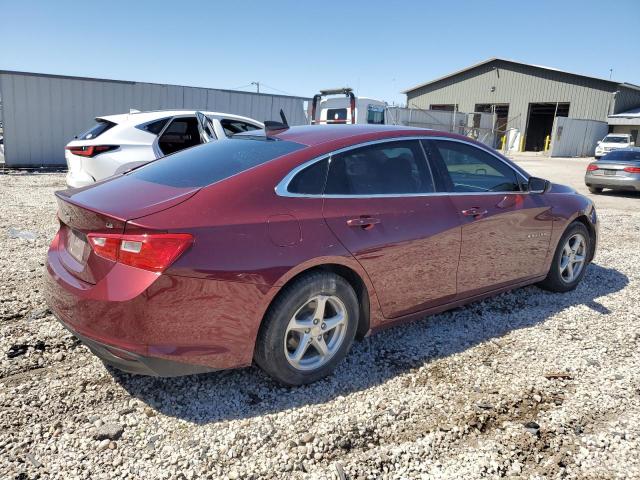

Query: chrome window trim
[274,136,530,198]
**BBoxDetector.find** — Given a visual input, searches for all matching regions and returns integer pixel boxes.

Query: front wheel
[588,186,603,194]
[254,272,359,385]
[538,221,591,292]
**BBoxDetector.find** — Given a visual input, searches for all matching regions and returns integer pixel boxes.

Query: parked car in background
[46,125,598,385]
[594,133,634,159]
[64,110,263,188]
[585,147,640,193]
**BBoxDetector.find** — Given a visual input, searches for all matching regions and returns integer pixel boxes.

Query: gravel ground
[1,160,639,480]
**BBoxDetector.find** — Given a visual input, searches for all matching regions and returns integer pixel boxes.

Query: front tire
[538,221,591,292]
[254,272,359,385]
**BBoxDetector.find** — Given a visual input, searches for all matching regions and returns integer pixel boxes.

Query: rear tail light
[586,164,599,171]
[623,166,640,173]
[87,233,193,272]
[65,145,119,157]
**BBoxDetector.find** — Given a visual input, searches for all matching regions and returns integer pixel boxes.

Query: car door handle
[461,207,488,218]
[346,217,381,229]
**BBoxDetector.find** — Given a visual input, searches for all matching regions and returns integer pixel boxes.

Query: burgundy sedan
[45,125,598,385]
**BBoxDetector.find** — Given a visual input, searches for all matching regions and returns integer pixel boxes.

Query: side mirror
[528,176,551,194]
[597,140,602,145]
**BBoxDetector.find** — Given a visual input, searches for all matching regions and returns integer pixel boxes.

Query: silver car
[585,148,640,194]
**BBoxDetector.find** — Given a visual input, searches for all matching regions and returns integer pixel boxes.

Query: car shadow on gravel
[110,263,628,425]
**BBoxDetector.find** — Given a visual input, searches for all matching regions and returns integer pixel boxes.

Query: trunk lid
[592,159,640,176]
[55,175,200,284]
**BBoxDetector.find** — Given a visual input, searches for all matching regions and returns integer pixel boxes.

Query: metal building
[403,58,640,154]
[0,70,309,167]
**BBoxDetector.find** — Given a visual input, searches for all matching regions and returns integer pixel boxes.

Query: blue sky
[2,0,638,105]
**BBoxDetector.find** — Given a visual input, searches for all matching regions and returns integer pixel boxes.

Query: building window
[367,105,385,124]
[430,104,457,112]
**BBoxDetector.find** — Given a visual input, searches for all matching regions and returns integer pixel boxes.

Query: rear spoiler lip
[55,189,128,224]
[54,184,202,224]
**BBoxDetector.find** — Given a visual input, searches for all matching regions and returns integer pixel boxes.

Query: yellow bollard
[500,135,506,152]
[544,135,551,152]
[520,135,525,152]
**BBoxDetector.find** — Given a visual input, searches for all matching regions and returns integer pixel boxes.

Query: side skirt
[366,274,547,336]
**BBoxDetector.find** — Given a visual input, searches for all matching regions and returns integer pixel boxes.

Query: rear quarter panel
[126,147,387,344]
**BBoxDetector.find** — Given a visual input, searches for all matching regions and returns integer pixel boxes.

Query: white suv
[594,133,634,159]
[65,110,263,188]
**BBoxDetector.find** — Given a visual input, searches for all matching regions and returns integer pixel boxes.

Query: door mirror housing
[528,177,551,194]
[597,140,602,145]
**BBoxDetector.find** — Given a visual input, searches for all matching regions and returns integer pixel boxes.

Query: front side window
[431,140,520,193]
[325,140,434,195]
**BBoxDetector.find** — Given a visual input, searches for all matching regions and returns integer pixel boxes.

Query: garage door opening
[475,103,509,148]
[525,103,569,151]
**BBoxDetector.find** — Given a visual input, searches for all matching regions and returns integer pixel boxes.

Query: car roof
[97,110,263,126]
[262,124,439,147]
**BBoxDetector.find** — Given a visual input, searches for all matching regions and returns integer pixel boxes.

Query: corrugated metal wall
[0,71,309,167]
[549,117,608,157]
[405,60,627,138]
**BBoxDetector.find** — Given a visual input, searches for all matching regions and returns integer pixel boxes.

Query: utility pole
[251,81,260,93]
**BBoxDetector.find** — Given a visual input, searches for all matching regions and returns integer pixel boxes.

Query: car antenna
[264,109,289,134]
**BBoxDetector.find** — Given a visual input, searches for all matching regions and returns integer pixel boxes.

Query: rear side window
[288,159,329,194]
[76,120,115,140]
[326,108,348,123]
[130,138,305,188]
[138,118,170,135]
[325,140,434,195]
[431,140,520,193]
[220,119,261,137]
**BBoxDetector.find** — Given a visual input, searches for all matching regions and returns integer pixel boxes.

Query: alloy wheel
[559,233,586,283]
[284,295,348,371]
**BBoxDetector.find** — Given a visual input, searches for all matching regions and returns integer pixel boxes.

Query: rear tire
[254,272,359,385]
[538,221,591,292]
[588,186,603,194]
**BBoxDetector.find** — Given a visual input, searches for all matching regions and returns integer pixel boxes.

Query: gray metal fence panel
[386,107,497,147]
[549,117,608,157]
[0,71,309,167]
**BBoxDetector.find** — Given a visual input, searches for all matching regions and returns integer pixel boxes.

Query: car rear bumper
[45,231,272,376]
[585,173,640,191]
[55,314,215,376]
[66,170,95,189]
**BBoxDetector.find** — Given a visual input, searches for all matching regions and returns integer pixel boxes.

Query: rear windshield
[129,138,305,187]
[77,120,116,140]
[602,150,640,161]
